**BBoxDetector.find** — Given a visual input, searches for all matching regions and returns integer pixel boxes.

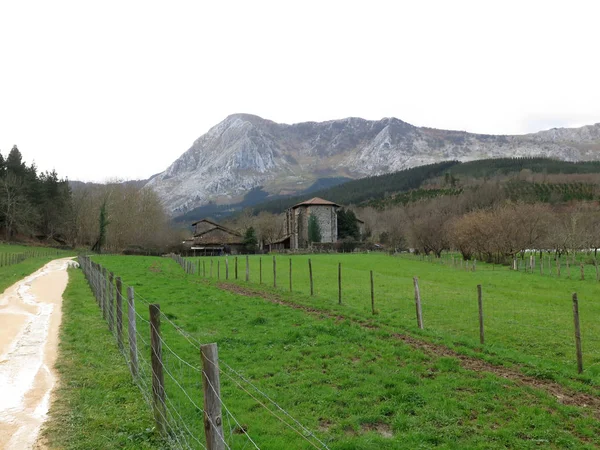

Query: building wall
[285,204,338,249]
[306,205,338,243]
[296,207,308,248]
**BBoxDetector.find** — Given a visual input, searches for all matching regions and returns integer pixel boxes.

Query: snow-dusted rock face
[145,114,600,214]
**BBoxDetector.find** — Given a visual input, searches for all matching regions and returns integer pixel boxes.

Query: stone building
[191,219,244,255]
[282,197,340,249]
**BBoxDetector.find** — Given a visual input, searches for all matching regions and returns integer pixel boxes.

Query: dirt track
[0,258,73,450]
[218,281,600,417]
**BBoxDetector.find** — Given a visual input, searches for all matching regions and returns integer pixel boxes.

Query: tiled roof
[292,197,340,208]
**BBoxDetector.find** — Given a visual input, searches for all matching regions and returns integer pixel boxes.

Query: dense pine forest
[0,146,175,252]
[249,158,600,214]
[0,145,72,243]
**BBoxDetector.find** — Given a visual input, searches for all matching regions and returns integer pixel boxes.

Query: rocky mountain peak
[145,115,600,215]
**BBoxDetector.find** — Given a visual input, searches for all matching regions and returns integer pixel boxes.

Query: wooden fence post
[201,343,225,450]
[116,277,124,351]
[217,261,220,280]
[338,263,342,305]
[210,259,213,278]
[572,293,583,374]
[530,255,533,272]
[235,257,238,280]
[477,284,484,345]
[259,257,262,285]
[273,256,277,288]
[102,268,108,321]
[289,258,292,292]
[246,255,249,282]
[225,257,229,280]
[149,304,167,436]
[127,286,138,378]
[309,258,314,296]
[557,258,561,277]
[567,260,570,278]
[370,270,375,315]
[413,277,424,329]
[97,269,106,320]
[108,272,115,332]
[203,261,206,277]
[580,263,585,281]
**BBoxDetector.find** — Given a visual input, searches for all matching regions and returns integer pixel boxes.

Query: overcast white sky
[1,0,599,182]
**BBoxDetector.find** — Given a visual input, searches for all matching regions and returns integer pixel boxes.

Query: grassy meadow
[75,253,600,449]
[42,268,162,449]
[0,243,72,291]
[185,252,600,388]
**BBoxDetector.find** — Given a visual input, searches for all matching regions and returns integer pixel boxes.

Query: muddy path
[217,282,600,417]
[0,258,73,450]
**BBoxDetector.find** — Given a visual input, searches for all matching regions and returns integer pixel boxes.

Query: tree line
[0,145,72,242]
[0,146,177,252]
[358,193,600,264]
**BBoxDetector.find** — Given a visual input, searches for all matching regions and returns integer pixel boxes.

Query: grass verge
[41,267,163,449]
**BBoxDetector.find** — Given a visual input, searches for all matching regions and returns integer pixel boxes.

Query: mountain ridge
[144,114,600,214]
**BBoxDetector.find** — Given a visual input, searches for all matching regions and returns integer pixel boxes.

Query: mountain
[69,178,149,191]
[145,114,600,214]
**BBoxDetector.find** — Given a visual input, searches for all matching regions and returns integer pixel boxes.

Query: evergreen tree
[0,152,6,177]
[243,226,258,253]
[92,201,109,253]
[308,214,322,244]
[337,208,360,240]
[6,145,26,178]
[0,145,74,243]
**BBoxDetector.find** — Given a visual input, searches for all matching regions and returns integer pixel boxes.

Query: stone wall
[284,204,339,249]
[306,205,338,243]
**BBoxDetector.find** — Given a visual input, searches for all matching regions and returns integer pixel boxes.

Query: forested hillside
[0,145,72,243]
[0,146,177,252]
[216,157,600,264]
[241,158,600,215]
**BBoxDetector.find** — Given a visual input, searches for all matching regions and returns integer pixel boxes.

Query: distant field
[86,254,600,449]
[0,244,71,292]
[185,252,600,388]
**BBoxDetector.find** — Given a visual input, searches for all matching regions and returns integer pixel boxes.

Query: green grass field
[0,243,71,292]
[42,268,163,449]
[77,253,600,449]
[183,252,600,389]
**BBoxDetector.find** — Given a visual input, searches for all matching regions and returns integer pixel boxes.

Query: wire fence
[0,248,65,267]
[174,252,600,381]
[78,255,329,450]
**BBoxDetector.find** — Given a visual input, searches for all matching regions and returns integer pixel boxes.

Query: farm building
[191,219,244,255]
[279,197,340,250]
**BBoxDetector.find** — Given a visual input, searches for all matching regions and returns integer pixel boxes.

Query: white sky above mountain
[1,0,599,182]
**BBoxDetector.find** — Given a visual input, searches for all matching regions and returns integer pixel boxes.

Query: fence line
[0,248,64,268]
[174,252,597,378]
[79,255,329,449]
